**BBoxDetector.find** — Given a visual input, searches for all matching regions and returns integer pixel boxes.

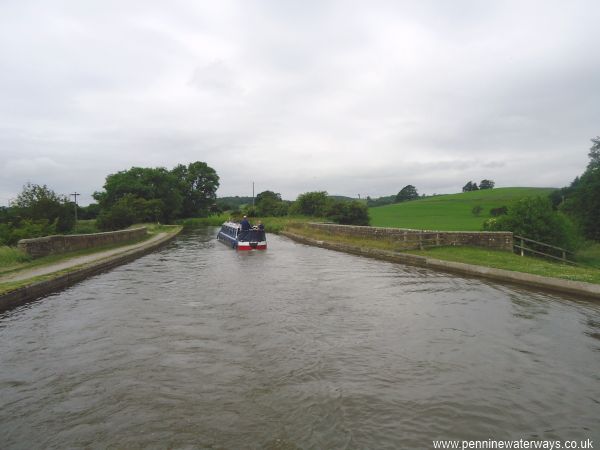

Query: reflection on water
[1,228,599,449]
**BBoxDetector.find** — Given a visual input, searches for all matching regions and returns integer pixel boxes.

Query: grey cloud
[189,60,243,94]
[482,161,506,169]
[1,0,599,204]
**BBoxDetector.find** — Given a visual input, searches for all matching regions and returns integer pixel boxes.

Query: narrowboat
[217,221,267,250]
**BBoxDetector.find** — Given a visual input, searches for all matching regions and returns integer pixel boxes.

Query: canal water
[1,228,599,449]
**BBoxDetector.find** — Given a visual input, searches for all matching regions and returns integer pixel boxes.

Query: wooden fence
[513,235,576,265]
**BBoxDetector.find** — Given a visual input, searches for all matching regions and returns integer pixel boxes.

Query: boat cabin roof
[222,221,241,229]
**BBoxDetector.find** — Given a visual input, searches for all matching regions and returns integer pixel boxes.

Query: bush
[490,206,508,217]
[574,242,600,268]
[69,220,99,235]
[472,205,483,216]
[96,194,168,230]
[0,246,31,266]
[288,192,369,225]
[78,203,101,220]
[0,219,57,246]
[55,203,76,233]
[244,206,259,217]
[483,196,579,251]
[327,201,370,225]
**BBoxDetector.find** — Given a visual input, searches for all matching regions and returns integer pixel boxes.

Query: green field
[369,187,556,231]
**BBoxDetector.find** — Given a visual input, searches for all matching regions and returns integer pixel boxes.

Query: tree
[560,137,600,240]
[292,191,331,216]
[255,190,288,216]
[587,136,600,170]
[78,203,101,220]
[96,194,143,230]
[171,162,220,217]
[462,181,479,192]
[94,166,183,223]
[395,185,419,202]
[216,196,253,211]
[479,179,495,190]
[12,183,75,233]
[255,190,281,204]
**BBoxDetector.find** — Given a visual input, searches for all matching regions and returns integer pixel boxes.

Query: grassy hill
[369,187,556,231]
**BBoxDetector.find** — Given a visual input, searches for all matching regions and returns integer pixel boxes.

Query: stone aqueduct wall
[306,223,514,251]
[18,227,148,259]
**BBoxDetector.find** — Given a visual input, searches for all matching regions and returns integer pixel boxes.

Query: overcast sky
[1,0,599,204]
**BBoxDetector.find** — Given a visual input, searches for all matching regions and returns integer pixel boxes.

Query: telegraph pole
[70,192,80,223]
[252,182,255,207]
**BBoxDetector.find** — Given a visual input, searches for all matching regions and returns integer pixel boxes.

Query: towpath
[0,233,168,283]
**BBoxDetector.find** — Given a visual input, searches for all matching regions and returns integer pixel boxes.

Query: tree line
[366,179,496,207]
[463,179,495,191]
[552,136,600,241]
[3,136,598,248]
[484,137,600,251]
[92,162,220,230]
[0,161,371,245]
[220,190,369,226]
[0,161,220,245]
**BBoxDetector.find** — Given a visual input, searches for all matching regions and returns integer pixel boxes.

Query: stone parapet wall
[18,227,148,258]
[281,231,600,299]
[2,229,180,311]
[306,223,513,251]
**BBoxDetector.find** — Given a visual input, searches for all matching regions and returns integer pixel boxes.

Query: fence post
[520,237,524,257]
[513,234,573,265]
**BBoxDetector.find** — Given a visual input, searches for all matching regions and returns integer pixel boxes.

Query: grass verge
[0,265,90,296]
[407,246,600,284]
[574,242,600,268]
[0,236,149,277]
[285,224,600,285]
[0,246,31,267]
